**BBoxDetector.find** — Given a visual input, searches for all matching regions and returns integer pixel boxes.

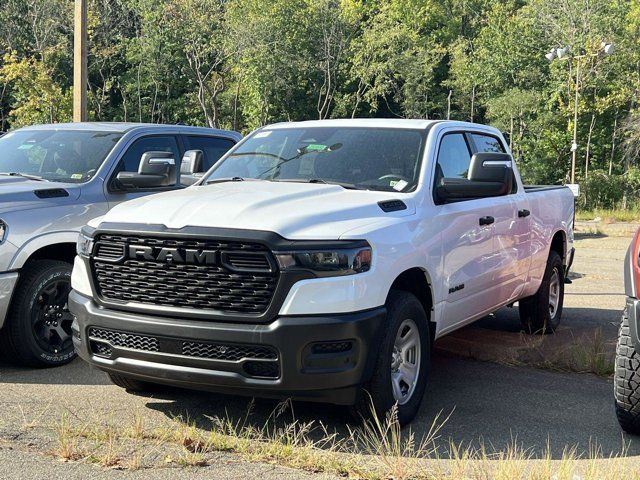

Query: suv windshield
[0,129,122,183]
[205,127,425,192]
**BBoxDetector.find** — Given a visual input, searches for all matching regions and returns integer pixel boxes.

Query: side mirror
[116,151,177,189]
[436,152,513,202]
[180,150,204,186]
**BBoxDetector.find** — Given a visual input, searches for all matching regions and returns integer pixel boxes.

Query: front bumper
[627,297,640,352]
[0,271,18,329]
[69,290,386,405]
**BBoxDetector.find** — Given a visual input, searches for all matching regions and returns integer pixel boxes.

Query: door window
[435,133,472,181]
[115,135,180,184]
[183,136,236,172]
[470,133,505,153]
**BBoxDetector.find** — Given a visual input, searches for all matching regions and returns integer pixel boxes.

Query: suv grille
[90,234,279,314]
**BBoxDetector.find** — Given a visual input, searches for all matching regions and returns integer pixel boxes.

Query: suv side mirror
[436,152,513,202]
[180,150,204,186]
[116,151,177,189]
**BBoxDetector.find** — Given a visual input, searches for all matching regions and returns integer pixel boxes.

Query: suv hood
[0,177,81,215]
[100,181,416,239]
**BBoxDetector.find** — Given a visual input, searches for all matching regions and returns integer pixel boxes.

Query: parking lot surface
[0,233,636,477]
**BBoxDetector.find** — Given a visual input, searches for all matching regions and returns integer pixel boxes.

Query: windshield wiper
[0,172,46,181]
[274,178,366,190]
[205,176,246,185]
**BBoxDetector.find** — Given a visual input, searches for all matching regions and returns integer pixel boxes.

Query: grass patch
[514,327,615,377]
[40,399,638,479]
[576,208,640,223]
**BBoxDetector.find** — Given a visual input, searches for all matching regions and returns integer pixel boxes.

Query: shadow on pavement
[0,305,634,459]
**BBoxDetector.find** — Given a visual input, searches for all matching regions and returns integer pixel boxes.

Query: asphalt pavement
[0,234,636,478]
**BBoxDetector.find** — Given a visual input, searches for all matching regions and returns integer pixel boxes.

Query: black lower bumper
[69,291,386,405]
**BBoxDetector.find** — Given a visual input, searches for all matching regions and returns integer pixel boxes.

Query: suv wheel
[519,250,564,334]
[614,309,640,434]
[0,260,76,367]
[353,290,430,426]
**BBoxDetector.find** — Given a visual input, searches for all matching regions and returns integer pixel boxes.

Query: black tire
[107,373,157,392]
[0,260,75,367]
[353,290,430,426]
[614,309,640,434]
[519,251,564,334]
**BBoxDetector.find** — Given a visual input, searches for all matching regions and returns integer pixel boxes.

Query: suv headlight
[0,220,6,244]
[275,243,372,277]
[76,232,94,257]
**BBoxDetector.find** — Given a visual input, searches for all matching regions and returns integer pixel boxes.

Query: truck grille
[90,234,279,315]
[87,327,280,379]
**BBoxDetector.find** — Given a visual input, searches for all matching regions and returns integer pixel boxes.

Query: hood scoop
[378,199,407,213]
[34,188,70,199]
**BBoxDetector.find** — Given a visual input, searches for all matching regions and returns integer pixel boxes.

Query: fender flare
[9,231,79,270]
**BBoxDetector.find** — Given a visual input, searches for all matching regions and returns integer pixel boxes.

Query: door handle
[518,209,530,218]
[479,216,494,226]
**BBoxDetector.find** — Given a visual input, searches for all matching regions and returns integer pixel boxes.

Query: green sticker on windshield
[71,173,83,179]
[306,144,328,152]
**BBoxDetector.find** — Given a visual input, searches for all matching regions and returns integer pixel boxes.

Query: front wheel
[353,290,430,426]
[0,260,76,367]
[614,309,640,434]
[519,251,564,334]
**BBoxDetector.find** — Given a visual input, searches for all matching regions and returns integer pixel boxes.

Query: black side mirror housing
[116,151,177,189]
[180,150,204,186]
[436,152,514,203]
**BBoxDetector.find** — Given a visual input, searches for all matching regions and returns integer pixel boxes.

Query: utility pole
[73,0,87,122]
[570,58,580,184]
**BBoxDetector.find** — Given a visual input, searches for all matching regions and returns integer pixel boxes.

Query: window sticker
[71,173,83,180]
[393,179,408,191]
[299,158,314,175]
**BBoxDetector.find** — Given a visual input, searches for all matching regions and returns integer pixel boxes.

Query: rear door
[469,132,531,301]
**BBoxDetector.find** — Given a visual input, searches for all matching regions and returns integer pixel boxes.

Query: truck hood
[100,181,416,239]
[0,177,82,215]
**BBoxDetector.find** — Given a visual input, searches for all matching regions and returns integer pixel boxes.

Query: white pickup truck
[69,119,575,425]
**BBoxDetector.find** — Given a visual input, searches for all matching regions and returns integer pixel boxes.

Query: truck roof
[266,118,439,130]
[265,118,500,133]
[14,122,241,139]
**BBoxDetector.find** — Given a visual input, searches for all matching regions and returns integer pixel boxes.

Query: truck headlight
[0,220,6,244]
[275,244,372,277]
[76,232,94,257]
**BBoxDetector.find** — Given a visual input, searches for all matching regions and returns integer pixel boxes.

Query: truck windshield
[206,127,425,192]
[0,129,122,183]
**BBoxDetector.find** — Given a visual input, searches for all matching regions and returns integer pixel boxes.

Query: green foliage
[0,0,639,208]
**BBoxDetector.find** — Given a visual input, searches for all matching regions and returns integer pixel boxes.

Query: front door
[105,134,182,208]
[434,132,499,332]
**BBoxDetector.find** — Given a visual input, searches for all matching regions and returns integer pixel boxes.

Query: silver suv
[0,122,241,367]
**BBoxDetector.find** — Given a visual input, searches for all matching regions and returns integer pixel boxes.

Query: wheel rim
[390,318,421,405]
[31,277,74,356]
[549,268,560,320]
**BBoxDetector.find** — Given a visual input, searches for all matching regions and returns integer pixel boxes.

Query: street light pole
[73,0,87,122]
[570,58,580,184]
[545,42,614,184]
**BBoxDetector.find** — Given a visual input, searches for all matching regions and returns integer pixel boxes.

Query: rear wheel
[353,290,430,426]
[107,373,157,392]
[519,251,564,334]
[0,260,75,367]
